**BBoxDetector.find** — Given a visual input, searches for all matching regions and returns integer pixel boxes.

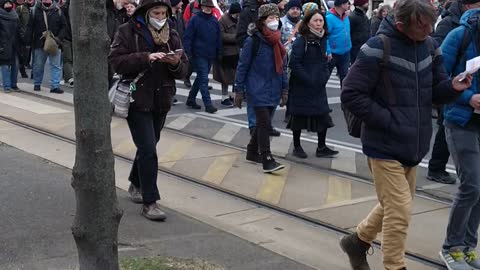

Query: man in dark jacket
[25,0,66,93]
[235,0,268,47]
[348,0,369,64]
[183,0,222,113]
[170,0,185,37]
[339,0,472,269]
[0,0,20,93]
[15,0,30,78]
[107,0,128,42]
[59,0,73,88]
[427,0,480,185]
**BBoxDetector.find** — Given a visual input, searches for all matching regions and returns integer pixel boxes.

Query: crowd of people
[2,0,480,269]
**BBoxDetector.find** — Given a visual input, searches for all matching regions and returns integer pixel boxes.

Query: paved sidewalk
[0,143,315,270]
[15,82,459,202]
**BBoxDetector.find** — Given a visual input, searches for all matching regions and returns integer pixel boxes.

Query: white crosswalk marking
[212,124,242,143]
[166,115,195,130]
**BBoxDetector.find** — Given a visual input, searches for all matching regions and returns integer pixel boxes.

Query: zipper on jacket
[414,42,420,162]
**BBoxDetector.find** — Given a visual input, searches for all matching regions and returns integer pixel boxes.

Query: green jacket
[16,4,30,32]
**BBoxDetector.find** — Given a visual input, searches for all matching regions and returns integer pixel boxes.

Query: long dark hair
[298,9,329,37]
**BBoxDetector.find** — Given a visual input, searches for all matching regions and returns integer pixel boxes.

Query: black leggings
[248,106,274,154]
[293,129,327,149]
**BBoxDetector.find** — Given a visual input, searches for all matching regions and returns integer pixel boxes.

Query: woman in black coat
[287,9,338,159]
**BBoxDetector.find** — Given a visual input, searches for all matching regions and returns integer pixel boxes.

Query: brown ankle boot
[340,232,371,270]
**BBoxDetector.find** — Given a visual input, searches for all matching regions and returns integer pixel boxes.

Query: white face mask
[266,21,279,31]
[149,17,167,30]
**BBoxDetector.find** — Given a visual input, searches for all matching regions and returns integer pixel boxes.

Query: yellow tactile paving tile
[256,165,291,205]
[158,137,195,168]
[202,154,238,185]
[325,175,353,204]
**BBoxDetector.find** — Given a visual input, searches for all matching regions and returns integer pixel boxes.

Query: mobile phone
[174,49,183,54]
[166,51,176,56]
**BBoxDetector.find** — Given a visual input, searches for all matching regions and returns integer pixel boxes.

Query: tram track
[0,114,447,270]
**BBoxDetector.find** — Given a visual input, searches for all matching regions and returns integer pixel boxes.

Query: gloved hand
[280,90,288,107]
[234,91,244,109]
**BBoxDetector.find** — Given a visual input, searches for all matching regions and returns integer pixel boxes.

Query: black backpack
[342,34,434,138]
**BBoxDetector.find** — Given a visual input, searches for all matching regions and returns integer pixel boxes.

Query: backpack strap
[378,34,395,105]
[452,27,472,75]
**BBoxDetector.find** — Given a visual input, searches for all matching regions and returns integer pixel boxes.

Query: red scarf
[262,28,286,75]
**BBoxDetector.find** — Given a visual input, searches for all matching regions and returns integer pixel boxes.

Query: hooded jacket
[234,25,288,107]
[0,2,20,65]
[441,8,480,127]
[432,1,463,45]
[25,3,66,49]
[341,15,459,166]
[109,0,188,113]
[326,7,351,55]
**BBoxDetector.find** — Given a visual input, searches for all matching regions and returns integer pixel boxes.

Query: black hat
[229,2,241,14]
[200,0,215,7]
[334,0,348,6]
[170,0,180,7]
[134,0,172,17]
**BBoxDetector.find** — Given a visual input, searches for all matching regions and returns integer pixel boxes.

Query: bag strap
[42,10,49,32]
[378,34,395,105]
[452,28,472,75]
[132,34,145,84]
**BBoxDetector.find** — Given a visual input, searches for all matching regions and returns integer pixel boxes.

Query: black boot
[293,146,308,159]
[262,153,285,173]
[20,66,28,78]
[186,100,201,109]
[340,232,371,270]
[246,145,261,164]
[316,146,339,158]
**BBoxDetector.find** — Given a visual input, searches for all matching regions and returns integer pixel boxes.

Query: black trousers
[429,108,450,172]
[248,106,274,154]
[127,109,167,204]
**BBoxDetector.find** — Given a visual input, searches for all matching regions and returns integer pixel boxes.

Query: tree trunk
[70,0,123,269]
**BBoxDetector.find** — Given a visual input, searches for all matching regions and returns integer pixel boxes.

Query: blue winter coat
[183,12,222,60]
[326,8,351,55]
[441,8,480,127]
[234,31,288,107]
[288,34,330,116]
[341,16,459,166]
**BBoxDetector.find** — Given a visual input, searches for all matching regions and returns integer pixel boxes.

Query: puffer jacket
[432,1,463,45]
[326,7,351,55]
[109,16,188,113]
[288,34,330,116]
[234,27,288,107]
[349,7,369,49]
[183,12,222,60]
[0,6,19,65]
[441,8,480,127]
[341,15,459,166]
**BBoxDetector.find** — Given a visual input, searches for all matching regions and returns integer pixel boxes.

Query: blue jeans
[1,56,18,90]
[443,121,480,250]
[188,56,212,107]
[33,48,62,89]
[127,109,167,204]
[247,101,276,129]
[328,52,350,86]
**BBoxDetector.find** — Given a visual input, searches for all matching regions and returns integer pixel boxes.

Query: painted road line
[158,138,195,169]
[418,183,448,190]
[175,88,223,101]
[0,92,69,114]
[212,124,242,143]
[270,135,292,157]
[166,115,196,130]
[325,175,352,204]
[297,195,378,213]
[255,164,290,205]
[201,154,238,185]
[331,149,356,174]
[256,164,290,205]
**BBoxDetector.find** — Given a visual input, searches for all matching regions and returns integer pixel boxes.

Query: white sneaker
[67,78,74,88]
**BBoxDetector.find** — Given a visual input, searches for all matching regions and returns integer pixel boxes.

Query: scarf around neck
[261,27,286,75]
[309,27,325,38]
[148,22,170,45]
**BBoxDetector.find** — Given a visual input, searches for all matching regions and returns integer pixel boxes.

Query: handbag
[108,72,145,118]
[108,33,146,118]
[42,11,59,56]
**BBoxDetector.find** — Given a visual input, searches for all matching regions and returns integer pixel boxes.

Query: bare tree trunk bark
[70,0,123,269]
